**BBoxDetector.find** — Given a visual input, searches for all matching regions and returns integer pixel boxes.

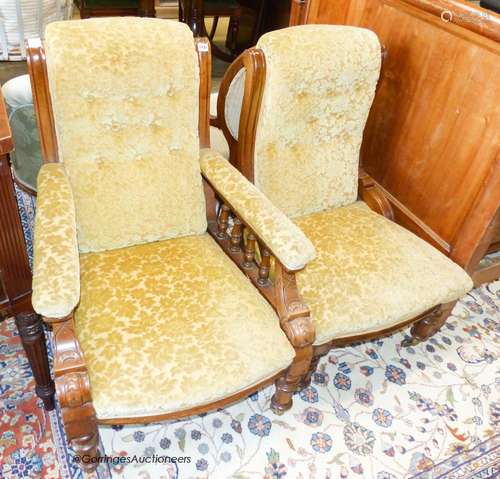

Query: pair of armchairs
[30,18,472,472]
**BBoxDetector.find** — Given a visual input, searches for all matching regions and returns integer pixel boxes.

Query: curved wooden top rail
[400,0,500,43]
[0,89,14,156]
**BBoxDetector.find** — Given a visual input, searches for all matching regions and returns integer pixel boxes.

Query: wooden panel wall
[301,0,500,276]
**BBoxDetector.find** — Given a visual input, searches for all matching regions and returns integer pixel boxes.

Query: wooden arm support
[204,179,315,349]
[358,169,394,220]
[44,313,98,469]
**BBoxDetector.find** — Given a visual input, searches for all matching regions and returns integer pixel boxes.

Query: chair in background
[28,18,318,472]
[74,0,154,18]
[2,75,40,195]
[179,0,263,61]
[211,25,473,384]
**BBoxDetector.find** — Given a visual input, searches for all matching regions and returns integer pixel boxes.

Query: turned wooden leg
[271,344,312,415]
[15,313,55,411]
[298,349,325,390]
[402,301,456,347]
[227,14,241,54]
[72,431,99,473]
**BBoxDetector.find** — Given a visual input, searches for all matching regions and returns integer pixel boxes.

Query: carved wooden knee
[15,313,55,411]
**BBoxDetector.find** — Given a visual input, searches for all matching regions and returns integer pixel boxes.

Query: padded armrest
[32,163,80,319]
[200,149,316,271]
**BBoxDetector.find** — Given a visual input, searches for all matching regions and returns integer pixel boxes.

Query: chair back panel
[45,18,207,252]
[254,25,381,218]
[225,68,245,140]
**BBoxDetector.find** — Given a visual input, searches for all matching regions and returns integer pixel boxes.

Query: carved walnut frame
[27,37,314,473]
[211,45,457,387]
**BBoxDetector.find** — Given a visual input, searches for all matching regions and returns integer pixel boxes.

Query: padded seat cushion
[75,234,295,420]
[294,202,472,345]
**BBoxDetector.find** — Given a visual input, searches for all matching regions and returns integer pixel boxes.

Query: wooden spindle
[258,248,271,286]
[230,218,243,252]
[243,232,256,268]
[217,204,230,239]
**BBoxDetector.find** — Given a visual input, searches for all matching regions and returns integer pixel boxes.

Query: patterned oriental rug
[0,280,497,479]
[1,188,499,478]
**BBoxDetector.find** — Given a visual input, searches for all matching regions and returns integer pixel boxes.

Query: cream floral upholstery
[209,93,229,157]
[200,149,316,271]
[32,163,79,318]
[295,202,473,345]
[210,124,229,158]
[224,68,246,140]
[76,234,295,419]
[45,18,207,252]
[254,25,381,218]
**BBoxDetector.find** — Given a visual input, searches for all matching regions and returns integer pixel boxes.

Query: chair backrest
[253,25,381,218]
[43,18,208,252]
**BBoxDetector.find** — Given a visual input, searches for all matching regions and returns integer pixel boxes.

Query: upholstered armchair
[212,25,473,385]
[28,18,317,472]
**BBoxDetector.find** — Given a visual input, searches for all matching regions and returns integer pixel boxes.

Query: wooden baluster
[243,232,256,268]
[230,217,243,252]
[258,247,271,286]
[217,204,230,239]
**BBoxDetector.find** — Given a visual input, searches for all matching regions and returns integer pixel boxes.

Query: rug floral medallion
[1,198,499,479]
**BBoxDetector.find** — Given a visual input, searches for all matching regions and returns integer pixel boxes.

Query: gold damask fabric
[294,202,473,345]
[45,18,207,252]
[76,234,295,420]
[32,163,80,318]
[200,149,316,271]
[254,25,381,218]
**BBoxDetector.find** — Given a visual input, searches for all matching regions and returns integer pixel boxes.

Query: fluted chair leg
[15,313,55,411]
